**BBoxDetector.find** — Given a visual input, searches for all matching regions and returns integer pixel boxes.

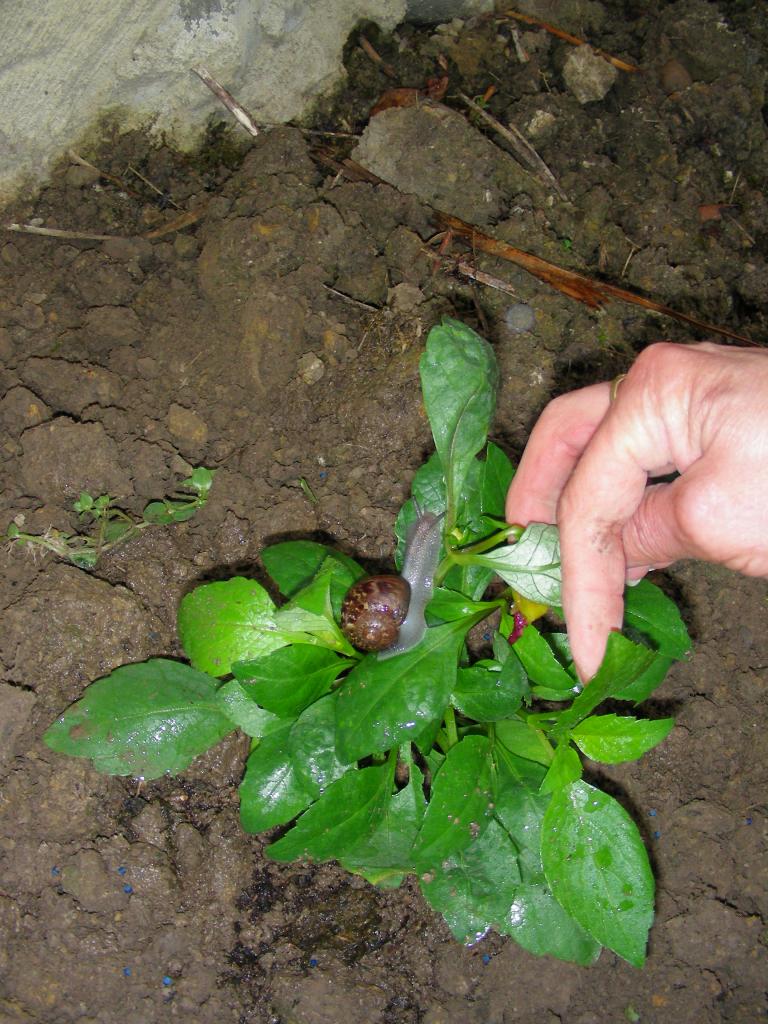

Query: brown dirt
[1,3,767,1022]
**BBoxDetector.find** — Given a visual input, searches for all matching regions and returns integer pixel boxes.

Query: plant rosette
[44,320,690,966]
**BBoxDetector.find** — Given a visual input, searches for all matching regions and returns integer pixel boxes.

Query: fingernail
[626,577,642,587]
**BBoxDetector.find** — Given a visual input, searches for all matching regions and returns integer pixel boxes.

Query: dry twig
[434,211,753,344]
[359,35,399,80]
[192,66,260,137]
[3,222,118,241]
[457,91,567,201]
[500,9,641,73]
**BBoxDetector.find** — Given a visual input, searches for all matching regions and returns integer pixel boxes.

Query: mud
[1,2,766,1021]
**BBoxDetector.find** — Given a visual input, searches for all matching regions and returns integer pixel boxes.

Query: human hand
[505,342,768,681]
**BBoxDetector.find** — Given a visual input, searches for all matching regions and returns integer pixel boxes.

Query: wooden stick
[500,9,641,73]
[423,248,519,296]
[434,211,753,344]
[457,92,567,201]
[192,66,260,137]
[4,222,119,241]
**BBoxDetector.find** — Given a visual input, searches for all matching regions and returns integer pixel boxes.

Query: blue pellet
[51,866,61,876]
[162,976,173,987]
[123,967,132,977]
[123,884,134,894]
[653,830,661,840]
[309,958,318,968]
[117,866,127,876]
[648,809,657,817]
[482,954,491,964]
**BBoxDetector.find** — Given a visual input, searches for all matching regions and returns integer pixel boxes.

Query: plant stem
[443,706,459,749]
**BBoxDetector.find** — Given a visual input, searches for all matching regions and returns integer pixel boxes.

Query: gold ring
[609,373,628,403]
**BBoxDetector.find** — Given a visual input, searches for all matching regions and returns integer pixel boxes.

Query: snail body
[341,507,443,658]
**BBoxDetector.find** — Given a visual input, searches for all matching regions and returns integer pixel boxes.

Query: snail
[341,506,444,658]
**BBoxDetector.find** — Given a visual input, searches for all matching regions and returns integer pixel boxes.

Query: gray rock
[562,46,618,104]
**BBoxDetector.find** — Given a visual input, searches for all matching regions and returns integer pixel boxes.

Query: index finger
[558,381,672,680]
[505,383,612,527]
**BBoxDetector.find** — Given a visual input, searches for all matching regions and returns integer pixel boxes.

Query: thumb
[620,476,704,570]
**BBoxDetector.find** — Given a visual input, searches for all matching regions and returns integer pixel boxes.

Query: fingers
[505,383,612,527]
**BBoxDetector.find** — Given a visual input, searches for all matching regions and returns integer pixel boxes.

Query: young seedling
[3,467,215,568]
[44,322,689,965]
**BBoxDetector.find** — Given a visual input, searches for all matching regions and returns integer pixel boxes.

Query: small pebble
[660,58,693,95]
[504,303,536,334]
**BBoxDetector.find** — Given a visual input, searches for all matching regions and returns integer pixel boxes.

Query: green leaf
[501,881,602,964]
[239,720,317,833]
[232,645,345,717]
[335,619,469,763]
[420,818,520,945]
[551,633,657,738]
[612,652,675,704]
[142,500,182,525]
[452,657,528,721]
[474,523,561,605]
[624,579,691,659]
[44,659,234,780]
[289,694,349,795]
[427,588,499,624]
[419,319,498,527]
[492,759,600,963]
[539,740,582,794]
[542,781,654,966]
[480,441,515,517]
[186,466,215,495]
[572,714,674,764]
[177,577,286,676]
[512,625,576,691]
[342,760,427,872]
[410,735,493,870]
[494,718,553,767]
[266,763,393,862]
[215,679,282,737]
[262,541,364,598]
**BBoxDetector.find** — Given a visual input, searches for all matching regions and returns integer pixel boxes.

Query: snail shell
[341,506,444,657]
[340,575,410,652]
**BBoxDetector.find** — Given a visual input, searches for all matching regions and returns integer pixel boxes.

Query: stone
[0,0,408,206]
[562,46,618,104]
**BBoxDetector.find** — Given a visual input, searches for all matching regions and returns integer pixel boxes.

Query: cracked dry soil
[1,3,767,1022]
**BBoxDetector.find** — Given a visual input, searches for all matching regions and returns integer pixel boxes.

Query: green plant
[44,321,689,966]
[3,467,215,568]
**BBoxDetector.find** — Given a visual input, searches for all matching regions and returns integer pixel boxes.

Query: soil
[1,2,767,1022]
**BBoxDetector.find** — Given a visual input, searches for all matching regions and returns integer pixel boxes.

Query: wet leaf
[44,659,234,780]
[410,735,493,870]
[624,579,691,659]
[542,781,654,966]
[233,645,346,717]
[335,619,470,763]
[342,761,427,872]
[262,541,364,598]
[215,680,281,737]
[419,318,498,527]
[177,577,286,676]
[266,763,392,862]
[239,720,318,833]
[289,694,348,795]
[512,625,576,691]
[571,714,674,764]
[452,657,528,721]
